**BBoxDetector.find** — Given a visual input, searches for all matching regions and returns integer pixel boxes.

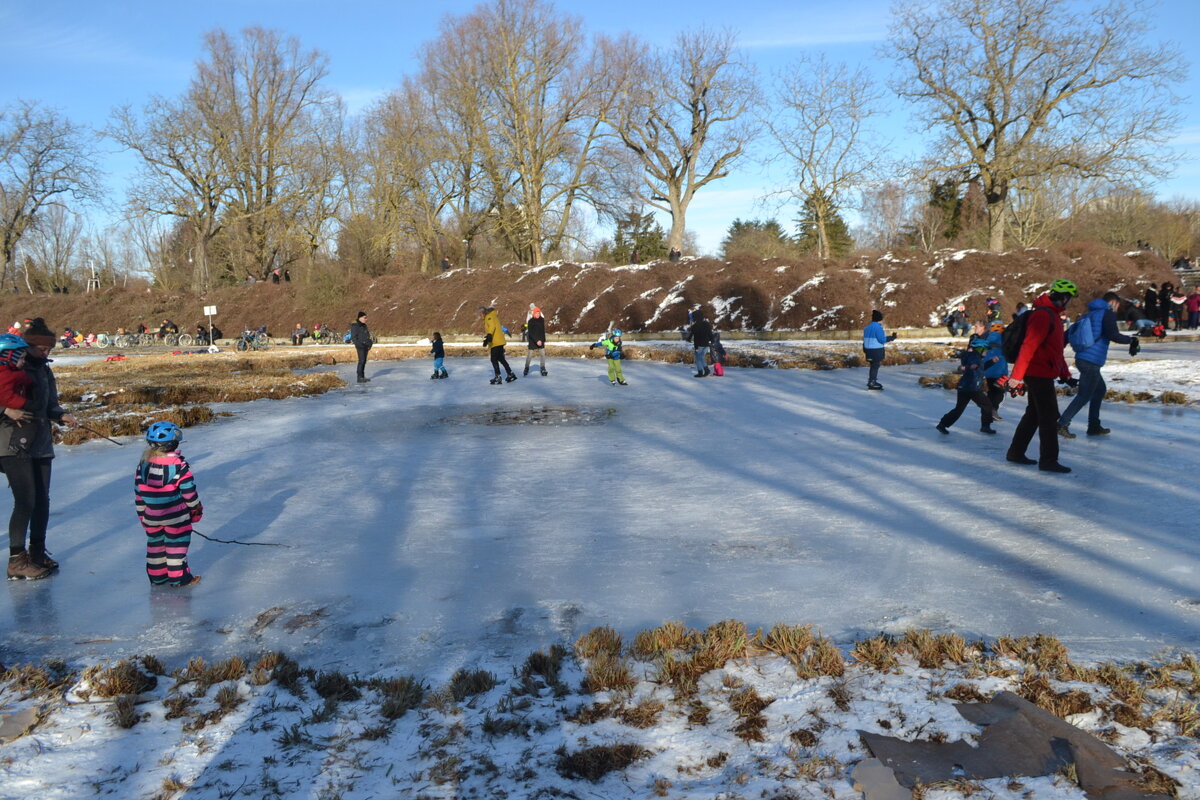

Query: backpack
[1001,307,1052,363]
[1066,313,1097,353]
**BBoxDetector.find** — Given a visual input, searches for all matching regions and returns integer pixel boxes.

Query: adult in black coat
[1143,284,1158,319]
[687,311,714,377]
[349,311,373,383]
[523,307,548,376]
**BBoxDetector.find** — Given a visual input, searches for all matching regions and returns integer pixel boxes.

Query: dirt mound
[0,246,1173,337]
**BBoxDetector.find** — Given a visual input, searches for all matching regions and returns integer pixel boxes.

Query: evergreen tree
[597,209,667,263]
[720,219,796,259]
[794,192,853,257]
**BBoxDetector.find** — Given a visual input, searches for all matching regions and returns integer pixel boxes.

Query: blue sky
[2,0,1196,255]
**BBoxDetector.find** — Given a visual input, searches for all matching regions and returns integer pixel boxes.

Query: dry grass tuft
[620,699,665,729]
[762,623,815,666]
[944,683,990,704]
[576,626,623,660]
[522,644,568,688]
[556,743,650,782]
[582,653,636,695]
[1158,391,1188,404]
[1016,673,1095,718]
[447,668,497,702]
[807,637,846,678]
[367,676,425,720]
[109,694,141,729]
[852,635,901,673]
[313,670,361,702]
[80,659,157,700]
[631,621,700,660]
[1,660,75,700]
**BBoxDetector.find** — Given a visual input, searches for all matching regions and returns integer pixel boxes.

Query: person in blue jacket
[430,331,448,379]
[936,337,997,434]
[982,322,1008,419]
[1057,292,1133,438]
[861,310,897,390]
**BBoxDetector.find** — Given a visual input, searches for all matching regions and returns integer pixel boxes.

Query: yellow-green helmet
[1050,279,1078,296]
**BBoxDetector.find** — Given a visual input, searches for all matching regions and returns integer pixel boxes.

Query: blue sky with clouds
[2,0,1196,255]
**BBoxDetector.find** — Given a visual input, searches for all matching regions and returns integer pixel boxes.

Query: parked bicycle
[234,329,271,352]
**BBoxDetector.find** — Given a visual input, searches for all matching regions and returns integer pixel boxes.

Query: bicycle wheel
[254,331,270,348]
[235,338,248,352]
[139,334,155,346]
[94,335,110,349]
[177,334,193,346]
[163,334,179,346]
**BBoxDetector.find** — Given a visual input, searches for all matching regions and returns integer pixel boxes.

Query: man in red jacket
[1005,279,1078,473]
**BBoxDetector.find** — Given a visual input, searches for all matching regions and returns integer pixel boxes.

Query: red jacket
[0,367,33,409]
[1011,294,1070,382]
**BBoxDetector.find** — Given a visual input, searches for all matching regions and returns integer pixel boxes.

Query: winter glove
[1062,377,1079,389]
[482,334,492,348]
[190,504,203,523]
[886,333,897,342]
[1129,336,1140,357]
[995,374,1010,387]
[1007,380,1026,397]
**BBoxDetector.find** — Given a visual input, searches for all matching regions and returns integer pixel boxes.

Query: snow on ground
[1,344,1198,798]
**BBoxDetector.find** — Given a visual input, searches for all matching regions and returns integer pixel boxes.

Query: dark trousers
[355,344,370,379]
[3,456,52,555]
[986,377,1006,415]
[490,345,513,377]
[1007,377,1061,466]
[864,348,883,383]
[939,389,994,429]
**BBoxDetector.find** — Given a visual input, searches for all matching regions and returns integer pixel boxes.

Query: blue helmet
[612,329,622,337]
[145,421,182,446]
[0,333,28,367]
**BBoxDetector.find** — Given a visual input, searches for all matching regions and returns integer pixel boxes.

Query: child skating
[430,332,448,379]
[936,337,997,435]
[589,329,628,385]
[135,421,203,587]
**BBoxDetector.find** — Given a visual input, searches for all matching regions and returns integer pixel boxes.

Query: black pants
[864,348,883,382]
[490,345,513,377]
[2,457,52,555]
[939,389,994,429]
[355,344,370,379]
[1007,377,1060,466]
[986,377,1006,415]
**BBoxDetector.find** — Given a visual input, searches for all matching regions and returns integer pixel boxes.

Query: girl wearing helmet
[135,421,203,586]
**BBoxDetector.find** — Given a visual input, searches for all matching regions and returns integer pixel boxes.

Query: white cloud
[338,86,389,116]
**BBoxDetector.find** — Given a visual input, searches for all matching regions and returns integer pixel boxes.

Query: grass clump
[367,676,425,720]
[313,670,361,702]
[576,626,623,660]
[582,654,636,694]
[631,621,700,660]
[448,668,497,702]
[109,694,141,729]
[79,659,157,700]
[556,743,650,782]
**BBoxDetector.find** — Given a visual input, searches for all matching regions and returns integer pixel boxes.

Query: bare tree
[860,181,915,251]
[107,95,228,290]
[886,0,1184,252]
[765,55,883,258]
[460,0,614,265]
[0,101,101,291]
[193,27,340,278]
[24,205,83,292]
[605,28,758,251]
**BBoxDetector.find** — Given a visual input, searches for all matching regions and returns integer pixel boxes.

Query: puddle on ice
[433,406,613,426]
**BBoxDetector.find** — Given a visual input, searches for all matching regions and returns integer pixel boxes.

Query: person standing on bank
[524,307,548,376]
[350,311,372,383]
[481,306,517,384]
[862,310,897,390]
[1004,280,1078,473]
[1057,292,1133,439]
[2,320,79,579]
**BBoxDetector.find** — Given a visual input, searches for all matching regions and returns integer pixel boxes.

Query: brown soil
[4,246,1173,338]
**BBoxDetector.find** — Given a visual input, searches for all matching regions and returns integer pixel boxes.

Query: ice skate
[7,552,51,581]
[540,368,548,376]
[489,376,503,385]
[505,374,517,383]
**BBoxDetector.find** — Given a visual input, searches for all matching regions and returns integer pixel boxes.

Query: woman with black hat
[2,318,78,579]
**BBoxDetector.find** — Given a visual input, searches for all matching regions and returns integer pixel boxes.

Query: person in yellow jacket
[481,306,517,384]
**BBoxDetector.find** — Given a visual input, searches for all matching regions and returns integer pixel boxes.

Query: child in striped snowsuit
[134,421,202,586]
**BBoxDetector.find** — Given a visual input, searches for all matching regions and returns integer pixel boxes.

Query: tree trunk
[987,201,1008,252]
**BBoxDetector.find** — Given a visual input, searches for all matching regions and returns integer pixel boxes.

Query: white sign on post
[203,305,217,316]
